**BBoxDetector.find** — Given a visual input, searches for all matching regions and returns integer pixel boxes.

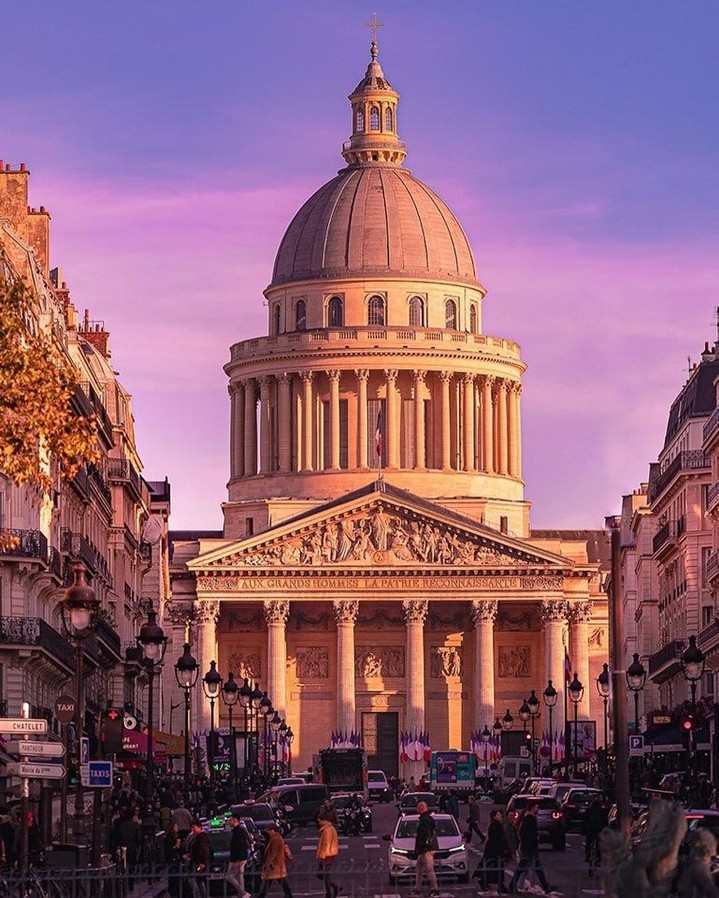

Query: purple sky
[4,1,718,530]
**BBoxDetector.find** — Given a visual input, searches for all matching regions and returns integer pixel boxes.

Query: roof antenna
[688,355,692,374]
[715,306,719,348]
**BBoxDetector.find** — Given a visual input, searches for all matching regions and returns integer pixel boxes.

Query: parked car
[560,788,604,831]
[368,770,392,803]
[277,776,305,786]
[387,813,469,884]
[548,782,586,804]
[331,792,373,834]
[505,795,566,851]
[397,791,438,816]
[607,801,646,829]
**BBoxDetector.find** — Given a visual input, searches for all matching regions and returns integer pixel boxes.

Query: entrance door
[362,711,399,777]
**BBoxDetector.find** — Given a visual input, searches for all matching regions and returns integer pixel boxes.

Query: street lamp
[202,661,222,781]
[174,642,199,805]
[278,721,288,777]
[596,663,610,772]
[58,564,99,845]
[626,653,647,735]
[270,712,282,782]
[681,635,706,799]
[286,727,294,775]
[137,610,168,799]
[238,678,252,789]
[221,672,239,800]
[481,724,491,785]
[543,680,558,768]
[527,690,540,773]
[261,695,274,780]
[502,709,514,731]
[568,673,584,777]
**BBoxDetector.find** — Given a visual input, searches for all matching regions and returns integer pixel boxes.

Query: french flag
[375,407,383,459]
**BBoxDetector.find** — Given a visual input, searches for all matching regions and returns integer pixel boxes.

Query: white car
[387,813,469,884]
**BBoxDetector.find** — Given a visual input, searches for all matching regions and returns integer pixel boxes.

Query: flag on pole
[375,407,383,459]
[564,646,572,682]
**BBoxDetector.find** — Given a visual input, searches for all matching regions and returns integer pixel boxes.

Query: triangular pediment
[189,484,572,573]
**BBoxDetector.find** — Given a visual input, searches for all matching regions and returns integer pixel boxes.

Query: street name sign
[0,718,48,735]
[7,741,65,758]
[7,762,65,779]
[83,760,113,788]
[629,735,644,756]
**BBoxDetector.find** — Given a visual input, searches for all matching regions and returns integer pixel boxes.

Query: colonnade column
[403,599,428,779]
[264,599,290,716]
[481,375,494,473]
[386,369,399,469]
[496,380,508,475]
[243,379,257,476]
[300,372,314,472]
[356,369,369,469]
[230,383,245,479]
[278,373,292,473]
[259,376,272,474]
[471,599,497,731]
[462,373,476,471]
[507,382,521,478]
[329,370,341,470]
[413,370,426,469]
[541,600,569,736]
[333,600,359,734]
[194,600,220,734]
[569,601,592,719]
[440,372,452,471]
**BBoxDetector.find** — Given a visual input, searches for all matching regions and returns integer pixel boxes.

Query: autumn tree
[0,274,98,491]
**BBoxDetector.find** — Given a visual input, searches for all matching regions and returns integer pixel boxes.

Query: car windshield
[332,796,361,809]
[235,804,273,820]
[567,791,601,803]
[400,793,435,808]
[396,818,459,839]
[368,773,385,782]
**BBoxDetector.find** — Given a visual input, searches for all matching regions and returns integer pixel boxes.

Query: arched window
[409,296,424,327]
[295,299,307,332]
[370,106,380,131]
[445,298,457,330]
[356,108,365,133]
[469,304,478,335]
[367,295,385,326]
[385,107,393,132]
[328,295,344,327]
[272,304,281,335]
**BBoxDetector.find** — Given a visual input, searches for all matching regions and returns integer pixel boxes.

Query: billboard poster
[566,720,597,759]
[435,751,458,783]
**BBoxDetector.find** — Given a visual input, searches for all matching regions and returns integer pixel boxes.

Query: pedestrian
[676,828,719,898]
[172,802,193,841]
[185,819,211,898]
[257,824,293,898]
[316,799,337,827]
[163,822,184,898]
[116,807,142,888]
[226,814,252,898]
[446,789,460,822]
[482,809,511,894]
[466,795,486,844]
[412,801,439,898]
[316,814,340,898]
[508,805,554,895]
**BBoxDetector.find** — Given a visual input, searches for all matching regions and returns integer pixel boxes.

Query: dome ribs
[317,170,359,274]
[410,176,458,276]
[393,170,429,272]
[361,169,390,270]
[273,176,341,281]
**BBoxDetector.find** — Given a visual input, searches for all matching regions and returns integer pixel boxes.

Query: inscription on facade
[497,646,531,678]
[197,575,562,592]
[355,646,405,678]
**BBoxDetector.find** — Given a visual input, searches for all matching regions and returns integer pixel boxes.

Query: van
[261,783,330,825]
[499,756,532,786]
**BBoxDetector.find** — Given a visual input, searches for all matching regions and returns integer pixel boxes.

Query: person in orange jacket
[316,815,340,898]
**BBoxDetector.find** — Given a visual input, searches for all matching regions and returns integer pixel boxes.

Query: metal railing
[87,460,112,505]
[703,406,719,445]
[698,616,719,650]
[652,517,684,554]
[94,615,122,661]
[108,457,142,498]
[648,450,710,503]
[0,528,48,563]
[0,615,75,669]
[648,638,686,676]
[61,530,112,585]
[708,479,719,512]
[707,550,719,582]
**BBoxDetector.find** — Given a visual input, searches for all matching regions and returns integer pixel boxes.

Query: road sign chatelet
[0,719,48,735]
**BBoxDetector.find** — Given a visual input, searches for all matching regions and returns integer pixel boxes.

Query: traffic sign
[83,760,113,788]
[0,718,48,735]
[6,762,65,779]
[629,734,644,756]
[55,695,76,725]
[80,737,90,765]
[7,741,65,758]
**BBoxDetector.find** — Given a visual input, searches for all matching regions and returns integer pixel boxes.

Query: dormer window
[368,295,385,326]
[445,298,458,330]
[356,109,365,133]
[385,108,393,132]
[328,295,344,328]
[370,106,380,131]
[295,299,307,332]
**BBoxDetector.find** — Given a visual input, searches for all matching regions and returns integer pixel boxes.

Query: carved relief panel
[497,645,531,678]
[355,646,405,678]
[227,651,261,681]
[430,646,463,678]
[295,646,330,679]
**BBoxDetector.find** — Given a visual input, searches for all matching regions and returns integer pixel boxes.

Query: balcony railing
[87,462,112,506]
[648,450,710,504]
[0,616,75,670]
[704,407,719,446]
[60,531,112,586]
[0,529,48,564]
[708,550,719,582]
[94,616,122,661]
[648,638,686,676]
[108,458,142,499]
[698,617,719,651]
[708,480,719,513]
[652,518,685,555]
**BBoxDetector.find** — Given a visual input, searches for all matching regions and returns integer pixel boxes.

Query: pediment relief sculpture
[355,645,405,678]
[431,646,462,678]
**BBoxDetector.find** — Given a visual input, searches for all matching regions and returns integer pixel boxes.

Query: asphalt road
[282,799,604,898]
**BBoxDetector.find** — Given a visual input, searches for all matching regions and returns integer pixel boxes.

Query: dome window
[367,295,386,326]
[469,304,478,335]
[295,299,307,332]
[272,303,281,335]
[370,106,380,131]
[385,108,393,132]
[356,108,365,133]
[409,296,424,327]
[328,295,344,328]
[445,298,458,331]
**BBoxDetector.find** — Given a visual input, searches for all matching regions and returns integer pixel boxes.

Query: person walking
[226,814,252,898]
[482,809,511,894]
[185,820,211,898]
[466,795,486,844]
[508,805,554,895]
[257,824,293,898]
[412,801,439,898]
[172,802,193,842]
[316,815,340,898]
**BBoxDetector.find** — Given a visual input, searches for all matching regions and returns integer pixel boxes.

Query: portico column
[481,375,494,473]
[333,600,359,734]
[278,373,292,473]
[569,601,592,719]
[243,379,257,476]
[403,599,428,779]
[230,383,245,479]
[497,379,508,475]
[471,600,497,731]
[356,369,369,469]
[507,382,521,477]
[264,599,290,716]
[440,372,452,471]
[462,373,476,471]
[385,369,399,469]
[329,370,341,470]
[300,371,314,472]
[413,370,426,469]
[260,376,272,474]
[194,600,220,734]
[541,600,569,735]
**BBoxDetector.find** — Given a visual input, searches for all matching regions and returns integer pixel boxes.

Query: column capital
[164,602,195,628]
[462,372,475,386]
[481,374,495,390]
[508,380,522,396]
[439,371,453,384]
[278,372,292,386]
[228,382,239,397]
[355,368,370,383]
[470,599,498,624]
[194,600,220,625]
[328,369,341,384]
[568,600,593,623]
[333,600,359,624]
[384,368,398,383]
[300,371,314,385]
[413,370,426,385]
[242,377,257,393]
[402,599,428,624]
[260,375,272,391]
[264,599,290,626]
[541,599,569,624]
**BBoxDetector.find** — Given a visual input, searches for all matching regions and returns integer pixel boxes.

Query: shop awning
[644,726,710,753]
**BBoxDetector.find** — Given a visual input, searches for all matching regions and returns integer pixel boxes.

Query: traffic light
[681,714,694,750]
[102,708,124,753]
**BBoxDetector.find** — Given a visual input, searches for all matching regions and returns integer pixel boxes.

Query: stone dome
[271,165,479,288]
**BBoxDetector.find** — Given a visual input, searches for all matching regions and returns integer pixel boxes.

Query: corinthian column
[440,372,452,471]
[471,600,497,730]
[462,373,476,471]
[507,382,521,478]
[333,600,359,734]
[264,600,290,716]
[329,370,341,470]
[243,379,257,476]
[481,376,494,474]
[300,372,314,472]
[569,601,592,719]
[259,376,272,474]
[195,600,220,733]
[277,374,292,473]
[356,370,369,469]
[385,369,399,469]
[496,379,508,475]
[414,370,426,469]
[541,599,569,733]
[403,599,428,779]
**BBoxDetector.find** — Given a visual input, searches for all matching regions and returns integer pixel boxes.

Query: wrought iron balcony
[698,616,719,651]
[48,546,63,579]
[0,616,75,670]
[60,530,112,585]
[94,616,122,662]
[708,480,719,513]
[703,407,719,446]
[652,517,685,555]
[0,529,48,564]
[708,550,719,583]
[108,458,142,499]
[648,450,710,504]
[87,462,112,506]
[648,638,686,677]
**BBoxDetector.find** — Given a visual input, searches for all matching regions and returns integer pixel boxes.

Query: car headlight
[447,845,465,854]
[390,847,411,856]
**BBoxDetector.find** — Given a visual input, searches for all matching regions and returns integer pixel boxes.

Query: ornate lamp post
[137,610,168,799]
[58,564,99,844]
[174,642,199,805]
[568,673,584,777]
[681,635,706,799]
[238,678,252,789]
[527,689,540,773]
[502,709,514,731]
[278,721,288,777]
[286,727,294,775]
[202,661,222,781]
[626,653,647,735]
[543,680,558,767]
[221,672,239,799]
[596,662,610,772]
[251,685,264,779]
[270,712,282,782]
[481,724,491,785]
[260,694,274,780]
